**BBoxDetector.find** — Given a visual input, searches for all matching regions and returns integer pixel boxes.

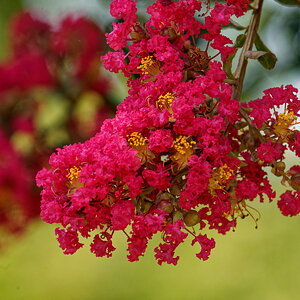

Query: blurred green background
[1,199,300,300]
[0,1,299,299]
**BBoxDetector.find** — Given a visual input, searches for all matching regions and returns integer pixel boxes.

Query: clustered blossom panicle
[37,0,300,265]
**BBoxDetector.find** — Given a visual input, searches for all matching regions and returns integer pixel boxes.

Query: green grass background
[0,196,300,300]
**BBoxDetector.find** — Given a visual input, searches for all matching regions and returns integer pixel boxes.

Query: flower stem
[232,0,264,101]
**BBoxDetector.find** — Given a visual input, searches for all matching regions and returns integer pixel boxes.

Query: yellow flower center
[171,136,196,170]
[137,56,154,74]
[273,109,298,139]
[156,93,174,110]
[218,164,233,182]
[127,132,148,148]
[126,132,154,164]
[275,110,297,128]
[66,166,81,184]
[208,164,234,194]
[137,56,161,79]
[173,136,196,155]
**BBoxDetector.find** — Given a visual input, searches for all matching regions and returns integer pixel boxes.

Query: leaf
[258,52,277,70]
[235,34,246,48]
[254,35,277,70]
[223,34,246,79]
[274,0,300,6]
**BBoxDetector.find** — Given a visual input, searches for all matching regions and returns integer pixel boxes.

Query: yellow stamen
[66,166,81,184]
[275,109,297,128]
[126,132,154,164]
[172,136,196,155]
[156,92,174,110]
[137,56,161,79]
[218,164,233,182]
[137,56,154,74]
[273,109,298,138]
[171,136,196,171]
[208,164,234,194]
[127,132,148,148]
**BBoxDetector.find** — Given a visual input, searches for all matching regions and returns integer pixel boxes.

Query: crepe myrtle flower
[37,0,300,265]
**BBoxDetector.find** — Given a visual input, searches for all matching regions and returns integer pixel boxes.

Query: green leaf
[258,52,277,70]
[223,34,246,79]
[274,0,300,6]
[254,35,277,70]
[235,34,246,48]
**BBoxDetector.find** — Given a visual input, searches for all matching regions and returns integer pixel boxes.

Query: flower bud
[183,41,190,52]
[183,210,200,227]
[173,211,183,223]
[143,201,153,213]
[263,128,272,136]
[235,121,247,130]
[290,174,300,191]
[169,184,181,196]
[156,191,175,203]
[275,161,286,171]
[158,200,173,214]
[271,167,281,177]
[287,132,297,142]
[271,161,286,176]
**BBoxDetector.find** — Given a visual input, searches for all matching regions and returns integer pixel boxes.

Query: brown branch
[232,0,264,101]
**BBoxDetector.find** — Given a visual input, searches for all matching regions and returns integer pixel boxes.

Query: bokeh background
[0,0,299,299]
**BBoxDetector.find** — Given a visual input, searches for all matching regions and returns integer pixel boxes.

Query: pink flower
[55,228,84,255]
[191,234,215,261]
[154,221,188,265]
[10,11,50,56]
[106,0,138,50]
[111,200,135,230]
[257,141,286,163]
[277,191,300,217]
[101,51,128,74]
[51,16,103,78]
[148,129,173,153]
[143,164,171,190]
[90,232,116,258]
[226,0,250,17]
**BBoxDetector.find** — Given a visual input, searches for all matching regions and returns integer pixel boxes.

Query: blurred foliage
[275,0,300,6]
[0,6,116,246]
[0,0,22,59]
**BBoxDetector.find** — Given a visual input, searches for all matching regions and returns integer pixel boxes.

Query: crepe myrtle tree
[37,0,300,265]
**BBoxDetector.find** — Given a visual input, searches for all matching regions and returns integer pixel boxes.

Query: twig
[232,0,264,101]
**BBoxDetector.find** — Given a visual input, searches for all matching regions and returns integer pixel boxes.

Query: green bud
[183,210,200,227]
[173,211,183,223]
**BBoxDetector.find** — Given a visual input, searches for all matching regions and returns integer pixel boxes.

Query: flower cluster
[37,0,299,265]
[0,11,113,242]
